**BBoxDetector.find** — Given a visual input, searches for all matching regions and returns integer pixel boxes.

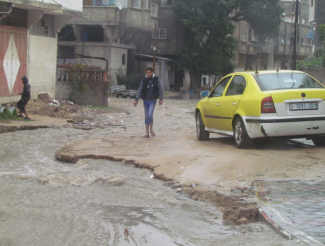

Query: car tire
[125,95,131,98]
[116,93,123,98]
[196,111,209,141]
[233,117,255,149]
[312,135,325,147]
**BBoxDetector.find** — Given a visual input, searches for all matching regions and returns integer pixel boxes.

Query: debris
[171,184,182,189]
[124,228,129,236]
[191,183,196,188]
[176,188,182,192]
[150,174,155,178]
[236,218,248,225]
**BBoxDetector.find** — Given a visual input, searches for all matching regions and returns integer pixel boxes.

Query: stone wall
[302,67,325,85]
[55,69,109,106]
[55,80,109,106]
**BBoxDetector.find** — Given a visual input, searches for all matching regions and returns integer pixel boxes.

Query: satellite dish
[116,0,125,10]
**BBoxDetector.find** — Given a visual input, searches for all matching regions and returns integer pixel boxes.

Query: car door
[218,75,247,131]
[202,76,232,129]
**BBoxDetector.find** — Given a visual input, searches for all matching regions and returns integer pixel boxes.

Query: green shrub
[116,69,140,89]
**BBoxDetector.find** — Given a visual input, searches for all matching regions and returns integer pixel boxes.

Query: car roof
[231,70,305,76]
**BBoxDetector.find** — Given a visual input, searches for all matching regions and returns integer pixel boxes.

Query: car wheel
[125,95,131,98]
[116,93,123,98]
[312,135,325,147]
[196,111,209,141]
[233,117,254,149]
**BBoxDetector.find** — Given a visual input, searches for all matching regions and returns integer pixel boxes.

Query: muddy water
[0,127,301,246]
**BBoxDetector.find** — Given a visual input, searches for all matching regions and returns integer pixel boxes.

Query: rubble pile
[29,99,84,118]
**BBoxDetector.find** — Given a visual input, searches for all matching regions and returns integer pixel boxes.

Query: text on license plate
[289,102,318,111]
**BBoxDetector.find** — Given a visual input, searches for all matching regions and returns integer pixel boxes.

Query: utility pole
[293,0,299,70]
[153,21,157,72]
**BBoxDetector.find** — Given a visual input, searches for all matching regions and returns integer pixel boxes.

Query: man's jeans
[143,100,156,125]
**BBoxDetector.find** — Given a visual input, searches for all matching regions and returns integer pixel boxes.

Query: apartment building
[58,0,158,86]
[0,0,82,104]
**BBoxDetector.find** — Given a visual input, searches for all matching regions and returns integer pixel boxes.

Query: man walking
[134,67,163,138]
[17,76,31,120]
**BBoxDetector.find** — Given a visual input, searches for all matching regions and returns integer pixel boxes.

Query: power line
[50,0,102,26]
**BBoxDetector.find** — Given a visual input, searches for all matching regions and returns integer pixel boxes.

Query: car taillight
[261,97,276,113]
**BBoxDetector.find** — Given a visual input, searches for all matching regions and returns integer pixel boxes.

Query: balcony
[275,43,292,56]
[251,41,273,54]
[298,44,313,57]
[120,8,154,31]
[238,41,247,54]
[247,44,257,55]
[71,5,119,25]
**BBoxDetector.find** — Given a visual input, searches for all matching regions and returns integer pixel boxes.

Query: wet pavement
[254,180,325,245]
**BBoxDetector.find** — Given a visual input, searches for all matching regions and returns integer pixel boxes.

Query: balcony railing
[57,68,109,83]
[83,0,120,6]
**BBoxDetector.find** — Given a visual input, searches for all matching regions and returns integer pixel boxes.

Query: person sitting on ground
[17,76,31,120]
[134,67,163,138]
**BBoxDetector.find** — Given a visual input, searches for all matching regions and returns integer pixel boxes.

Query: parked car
[195,70,325,148]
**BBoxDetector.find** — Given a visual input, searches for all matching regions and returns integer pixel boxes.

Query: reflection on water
[0,128,300,245]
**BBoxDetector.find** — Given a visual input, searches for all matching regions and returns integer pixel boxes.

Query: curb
[259,205,324,246]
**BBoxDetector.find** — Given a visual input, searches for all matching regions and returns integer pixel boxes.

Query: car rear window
[253,73,324,91]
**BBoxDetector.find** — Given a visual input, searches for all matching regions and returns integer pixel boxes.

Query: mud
[3,97,325,229]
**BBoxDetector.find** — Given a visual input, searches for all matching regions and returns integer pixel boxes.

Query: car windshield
[253,73,324,91]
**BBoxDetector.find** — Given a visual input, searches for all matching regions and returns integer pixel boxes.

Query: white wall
[35,0,83,12]
[28,35,58,99]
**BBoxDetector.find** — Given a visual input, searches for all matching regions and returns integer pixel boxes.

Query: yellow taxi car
[195,70,325,148]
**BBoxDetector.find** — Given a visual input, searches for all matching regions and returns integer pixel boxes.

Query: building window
[302,18,306,24]
[122,54,126,65]
[242,33,246,41]
[151,2,158,16]
[83,0,93,5]
[0,7,27,28]
[143,0,149,9]
[152,28,167,39]
[133,0,141,8]
[30,15,54,38]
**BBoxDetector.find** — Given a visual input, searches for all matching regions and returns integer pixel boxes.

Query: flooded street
[0,99,302,245]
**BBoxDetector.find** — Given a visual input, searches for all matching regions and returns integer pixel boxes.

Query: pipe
[0,3,13,22]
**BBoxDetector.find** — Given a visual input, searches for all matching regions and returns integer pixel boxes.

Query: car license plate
[289,102,318,111]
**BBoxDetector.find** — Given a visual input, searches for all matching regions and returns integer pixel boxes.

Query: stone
[236,218,248,225]
[171,184,182,189]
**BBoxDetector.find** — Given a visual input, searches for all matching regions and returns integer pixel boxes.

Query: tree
[173,0,283,91]
[319,24,325,67]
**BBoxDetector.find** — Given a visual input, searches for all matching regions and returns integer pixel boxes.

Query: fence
[56,67,110,106]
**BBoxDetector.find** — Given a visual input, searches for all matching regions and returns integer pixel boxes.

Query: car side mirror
[200,90,209,98]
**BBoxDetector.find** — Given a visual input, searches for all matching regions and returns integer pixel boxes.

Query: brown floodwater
[0,101,301,245]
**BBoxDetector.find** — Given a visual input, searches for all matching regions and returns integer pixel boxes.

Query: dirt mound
[26,99,84,119]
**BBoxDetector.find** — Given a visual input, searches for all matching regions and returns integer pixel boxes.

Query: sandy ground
[4,98,325,191]
[53,98,325,191]
[2,98,325,224]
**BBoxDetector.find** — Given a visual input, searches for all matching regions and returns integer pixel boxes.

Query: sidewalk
[254,180,325,245]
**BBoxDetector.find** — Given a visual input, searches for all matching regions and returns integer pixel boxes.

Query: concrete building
[232,0,314,73]
[0,0,82,104]
[57,0,157,87]
[314,0,325,48]
[139,0,315,91]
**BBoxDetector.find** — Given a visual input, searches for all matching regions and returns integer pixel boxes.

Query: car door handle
[216,103,219,106]
[232,103,236,106]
